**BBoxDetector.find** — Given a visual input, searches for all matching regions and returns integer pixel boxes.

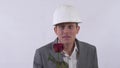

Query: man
[33,5,98,68]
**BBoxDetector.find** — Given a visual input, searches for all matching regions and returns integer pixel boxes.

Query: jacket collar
[49,38,85,68]
[75,39,87,68]
[49,38,81,61]
[48,38,64,61]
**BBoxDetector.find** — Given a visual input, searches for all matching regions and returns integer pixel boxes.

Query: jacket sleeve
[92,47,98,68]
[33,49,43,68]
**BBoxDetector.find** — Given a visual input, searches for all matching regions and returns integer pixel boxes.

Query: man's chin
[62,40,71,44]
[59,38,72,44]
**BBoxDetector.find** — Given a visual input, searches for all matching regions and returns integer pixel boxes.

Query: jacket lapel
[48,38,64,62]
[76,39,86,68]
[48,38,86,68]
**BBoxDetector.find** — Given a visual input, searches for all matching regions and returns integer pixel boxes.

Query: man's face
[54,22,80,44]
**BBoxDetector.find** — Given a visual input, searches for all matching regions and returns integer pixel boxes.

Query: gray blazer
[33,39,98,68]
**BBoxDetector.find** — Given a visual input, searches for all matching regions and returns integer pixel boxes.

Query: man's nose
[63,27,70,33]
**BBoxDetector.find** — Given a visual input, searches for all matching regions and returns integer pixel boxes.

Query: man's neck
[63,43,75,56]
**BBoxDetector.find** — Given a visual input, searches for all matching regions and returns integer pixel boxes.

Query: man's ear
[54,26,57,34]
[77,26,80,34]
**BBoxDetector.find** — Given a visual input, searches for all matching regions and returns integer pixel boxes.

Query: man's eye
[59,26,65,29]
[68,25,73,29]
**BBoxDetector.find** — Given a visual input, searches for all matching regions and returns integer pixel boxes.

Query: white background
[0,0,120,68]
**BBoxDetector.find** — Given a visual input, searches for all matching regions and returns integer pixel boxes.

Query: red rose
[53,43,64,53]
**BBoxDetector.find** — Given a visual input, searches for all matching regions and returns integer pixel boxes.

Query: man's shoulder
[77,40,96,49]
[36,41,54,53]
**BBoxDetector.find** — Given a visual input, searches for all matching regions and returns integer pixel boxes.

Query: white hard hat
[53,5,82,25]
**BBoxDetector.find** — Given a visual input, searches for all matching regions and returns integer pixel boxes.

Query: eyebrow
[57,23,75,26]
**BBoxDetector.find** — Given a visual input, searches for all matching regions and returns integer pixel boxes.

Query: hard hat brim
[54,22,82,26]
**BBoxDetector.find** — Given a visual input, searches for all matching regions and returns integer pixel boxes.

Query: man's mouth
[62,36,71,38]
